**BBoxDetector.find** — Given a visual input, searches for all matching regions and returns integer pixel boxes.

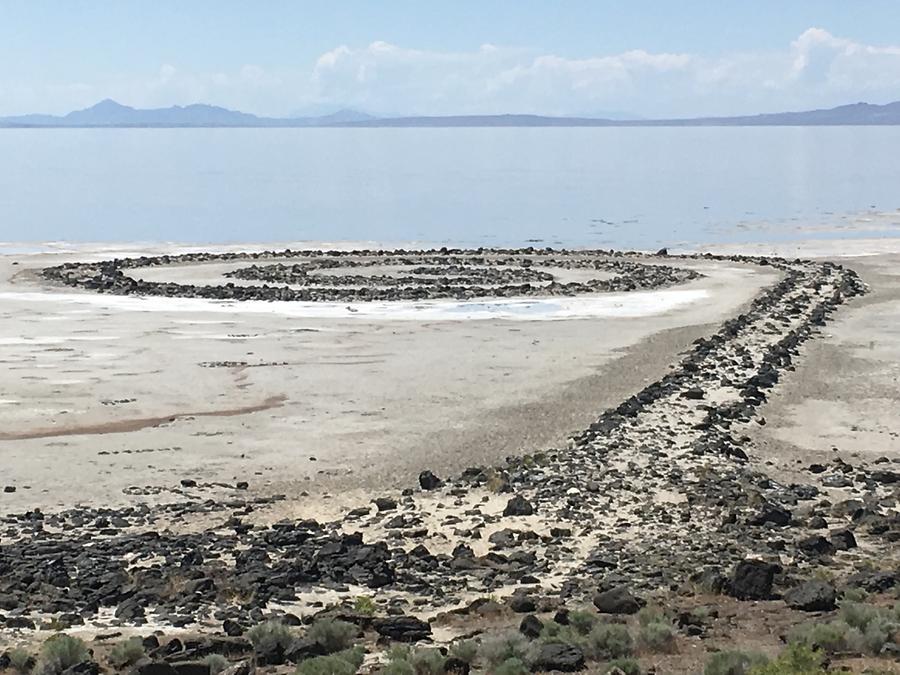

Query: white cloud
[2,29,900,117]
[306,30,900,117]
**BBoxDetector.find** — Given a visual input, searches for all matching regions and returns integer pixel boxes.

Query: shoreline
[2,243,900,674]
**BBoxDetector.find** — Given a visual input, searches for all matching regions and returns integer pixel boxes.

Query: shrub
[840,602,882,631]
[492,657,529,675]
[788,620,858,655]
[789,605,900,657]
[605,657,641,675]
[33,635,89,675]
[383,646,445,675]
[296,647,365,675]
[841,587,869,603]
[748,644,826,675]
[635,607,668,627]
[704,650,769,675]
[409,648,445,675]
[637,621,676,654]
[478,631,532,667]
[204,654,230,674]
[108,637,145,668]
[8,648,35,674]
[539,621,580,646]
[308,619,358,654]
[383,660,415,675]
[448,640,478,665]
[383,649,416,675]
[583,623,633,660]
[247,620,296,654]
[568,609,599,636]
[353,596,377,616]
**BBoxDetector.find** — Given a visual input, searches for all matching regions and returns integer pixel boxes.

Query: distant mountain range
[0,99,376,128]
[2,98,900,128]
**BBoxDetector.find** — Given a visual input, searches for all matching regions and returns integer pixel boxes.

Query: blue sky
[2,1,900,117]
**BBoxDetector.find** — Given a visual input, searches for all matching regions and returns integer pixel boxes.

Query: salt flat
[0,247,773,511]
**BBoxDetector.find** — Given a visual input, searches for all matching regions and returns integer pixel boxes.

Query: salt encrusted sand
[1,241,899,674]
[0,248,773,510]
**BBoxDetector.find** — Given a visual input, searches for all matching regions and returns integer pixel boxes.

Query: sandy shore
[0,248,774,511]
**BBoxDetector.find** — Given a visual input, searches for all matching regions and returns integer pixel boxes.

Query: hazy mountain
[677,101,900,126]
[312,109,377,124]
[288,104,376,122]
[2,99,900,128]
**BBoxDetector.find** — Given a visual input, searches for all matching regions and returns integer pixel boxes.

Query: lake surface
[2,127,900,248]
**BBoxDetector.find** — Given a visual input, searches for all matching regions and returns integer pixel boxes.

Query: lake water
[2,127,900,248]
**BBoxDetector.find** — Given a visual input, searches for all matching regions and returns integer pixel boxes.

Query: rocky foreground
[3,249,899,674]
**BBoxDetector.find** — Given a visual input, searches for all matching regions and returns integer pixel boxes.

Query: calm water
[2,127,900,247]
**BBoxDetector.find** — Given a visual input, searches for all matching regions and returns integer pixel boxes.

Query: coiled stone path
[42,248,701,302]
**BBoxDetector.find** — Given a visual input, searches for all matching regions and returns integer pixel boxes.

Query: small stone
[822,474,853,488]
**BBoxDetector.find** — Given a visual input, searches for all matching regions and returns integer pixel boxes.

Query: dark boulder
[284,637,327,663]
[593,586,645,614]
[444,656,471,675]
[529,642,585,672]
[418,471,443,490]
[729,559,779,600]
[60,663,101,675]
[798,535,836,556]
[503,496,535,517]
[520,614,544,639]
[870,470,900,484]
[135,664,178,675]
[373,615,432,642]
[170,663,211,675]
[784,580,837,612]
[222,619,244,637]
[508,592,537,614]
[374,497,398,512]
[830,529,857,551]
[747,503,792,527]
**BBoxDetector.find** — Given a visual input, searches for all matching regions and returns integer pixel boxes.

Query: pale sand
[735,246,900,489]
[0,248,775,511]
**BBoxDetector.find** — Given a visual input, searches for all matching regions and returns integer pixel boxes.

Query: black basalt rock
[503,496,535,517]
[372,615,432,642]
[784,579,837,612]
[729,559,780,600]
